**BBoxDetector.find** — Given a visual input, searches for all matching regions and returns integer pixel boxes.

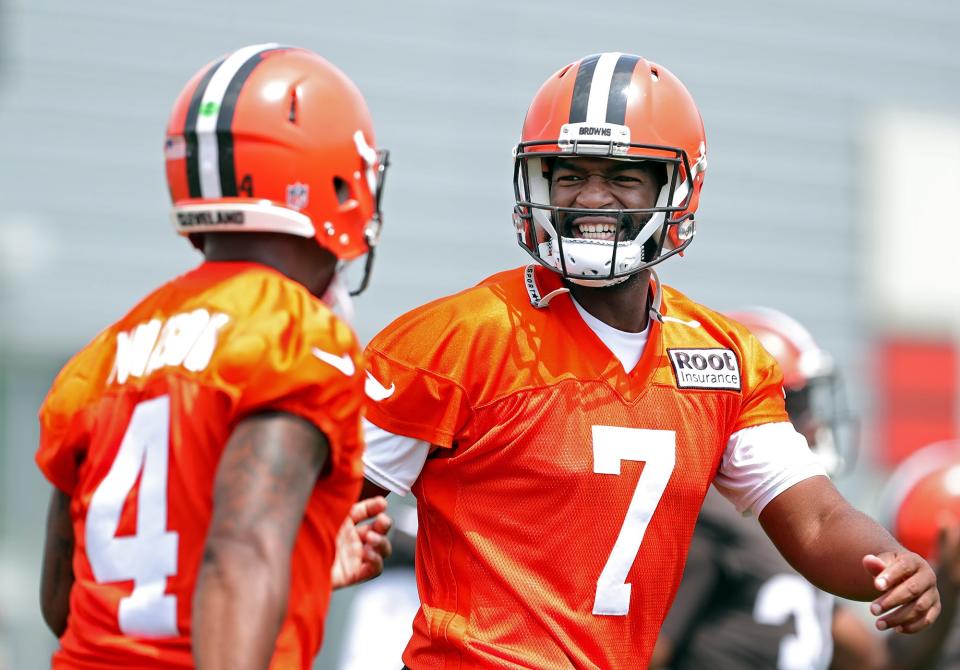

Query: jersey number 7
[592,425,676,616]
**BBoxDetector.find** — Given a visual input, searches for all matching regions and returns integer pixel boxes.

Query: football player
[36,44,392,669]
[650,307,879,669]
[881,442,960,669]
[357,53,939,669]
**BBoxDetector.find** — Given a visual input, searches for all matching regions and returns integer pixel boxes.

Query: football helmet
[728,307,856,475]
[879,441,960,560]
[513,53,707,286]
[165,43,388,294]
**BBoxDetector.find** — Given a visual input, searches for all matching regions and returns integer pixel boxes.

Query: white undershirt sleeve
[361,417,431,496]
[713,421,827,516]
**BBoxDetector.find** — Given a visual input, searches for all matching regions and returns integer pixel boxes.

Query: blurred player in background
[36,44,391,669]
[650,307,872,669]
[881,441,960,669]
[357,53,939,669]
[652,311,960,670]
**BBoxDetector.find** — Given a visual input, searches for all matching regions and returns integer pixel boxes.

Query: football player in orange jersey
[36,44,392,670]
[356,53,939,669]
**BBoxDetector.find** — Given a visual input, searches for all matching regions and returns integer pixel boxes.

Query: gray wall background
[0,0,957,667]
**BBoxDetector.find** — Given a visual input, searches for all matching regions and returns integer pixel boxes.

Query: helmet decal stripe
[568,54,601,124]
[189,43,280,199]
[216,52,270,197]
[583,52,621,124]
[184,58,225,198]
[605,54,640,125]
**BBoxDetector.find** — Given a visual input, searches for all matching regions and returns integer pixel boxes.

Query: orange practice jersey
[36,261,364,669]
[364,265,789,670]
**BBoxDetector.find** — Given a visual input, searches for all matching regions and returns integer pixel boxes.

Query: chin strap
[651,269,702,328]
[648,269,664,323]
[322,268,356,324]
[525,263,701,331]
[524,264,569,309]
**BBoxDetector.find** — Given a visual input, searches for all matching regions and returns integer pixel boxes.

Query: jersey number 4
[592,425,676,616]
[86,395,179,637]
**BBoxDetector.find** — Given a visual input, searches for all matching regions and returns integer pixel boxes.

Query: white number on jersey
[86,395,180,637]
[592,426,676,616]
[753,573,834,670]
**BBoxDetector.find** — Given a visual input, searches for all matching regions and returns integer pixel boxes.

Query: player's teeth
[577,224,614,235]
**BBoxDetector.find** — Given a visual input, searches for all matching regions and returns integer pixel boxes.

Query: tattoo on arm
[193,411,330,670]
[207,412,329,546]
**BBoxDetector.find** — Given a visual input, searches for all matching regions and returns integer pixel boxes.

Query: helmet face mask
[513,53,706,287]
[347,147,390,296]
[783,371,856,476]
[165,44,388,295]
[514,145,697,286]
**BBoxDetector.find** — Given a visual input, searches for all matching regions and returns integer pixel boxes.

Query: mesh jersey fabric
[363,265,790,669]
[36,261,365,669]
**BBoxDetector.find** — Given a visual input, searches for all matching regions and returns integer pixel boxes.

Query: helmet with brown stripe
[879,441,960,561]
[164,44,388,294]
[513,53,706,286]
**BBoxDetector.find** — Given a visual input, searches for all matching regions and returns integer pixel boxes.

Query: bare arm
[40,487,75,637]
[192,412,328,670]
[360,477,390,501]
[759,476,940,633]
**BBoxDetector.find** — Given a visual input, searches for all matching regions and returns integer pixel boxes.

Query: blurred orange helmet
[880,441,960,561]
[165,44,388,292]
[728,307,856,475]
[727,307,834,392]
[513,53,707,286]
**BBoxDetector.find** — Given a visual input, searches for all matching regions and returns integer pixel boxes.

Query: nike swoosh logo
[312,347,356,376]
[364,371,396,400]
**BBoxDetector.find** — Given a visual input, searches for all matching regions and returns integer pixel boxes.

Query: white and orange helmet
[513,53,707,286]
[165,44,388,293]
[879,441,960,561]
[729,307,856,475]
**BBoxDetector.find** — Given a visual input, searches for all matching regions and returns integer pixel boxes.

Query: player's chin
[590,272,645,291]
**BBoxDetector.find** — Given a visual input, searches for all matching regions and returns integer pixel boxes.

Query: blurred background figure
[650,307,874,670]
[734,307,858,477]
[880,441,960,669]
[652,310,960,670]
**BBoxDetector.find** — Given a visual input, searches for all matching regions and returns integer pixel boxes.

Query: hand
[863,551,941,633]
[331,496,393,589]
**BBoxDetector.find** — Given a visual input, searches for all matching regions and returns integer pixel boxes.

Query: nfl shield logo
[286,182,309,211]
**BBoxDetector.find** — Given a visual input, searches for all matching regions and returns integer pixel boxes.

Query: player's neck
[202,232,336,299]
[566,270,651,333]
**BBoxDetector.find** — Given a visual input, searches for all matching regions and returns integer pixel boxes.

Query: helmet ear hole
[333,176,352,205]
